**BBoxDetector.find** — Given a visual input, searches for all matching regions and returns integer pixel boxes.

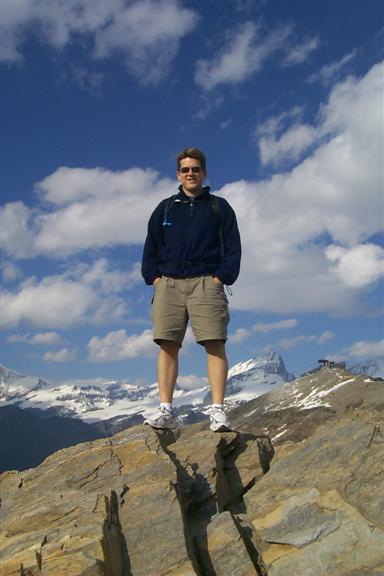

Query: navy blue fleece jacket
[141,186,241,285]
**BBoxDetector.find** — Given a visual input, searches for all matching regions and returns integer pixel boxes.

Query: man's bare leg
[157,340,180,403]
[204,340,228,404]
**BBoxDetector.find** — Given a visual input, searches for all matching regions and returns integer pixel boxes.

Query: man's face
[177,157,206,196]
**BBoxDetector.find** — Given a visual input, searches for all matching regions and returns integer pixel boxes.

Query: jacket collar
[177,185,211,201]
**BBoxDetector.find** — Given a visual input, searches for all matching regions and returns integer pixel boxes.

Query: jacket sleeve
[214,199,241,286]
[141,201,165,285]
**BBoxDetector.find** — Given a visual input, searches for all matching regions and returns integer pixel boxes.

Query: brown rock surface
[1,367,383,575]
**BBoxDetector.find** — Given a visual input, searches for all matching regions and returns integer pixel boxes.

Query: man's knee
[159,340,180,355]
[203,339,226,355]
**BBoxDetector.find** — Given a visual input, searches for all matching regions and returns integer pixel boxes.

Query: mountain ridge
[1,364,382,575]
[0,352,295,422]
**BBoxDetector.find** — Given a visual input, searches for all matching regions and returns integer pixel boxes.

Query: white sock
[211,403,224,410]
[160,402,173,412]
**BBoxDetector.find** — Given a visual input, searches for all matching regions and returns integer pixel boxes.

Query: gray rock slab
[204,510,258,576]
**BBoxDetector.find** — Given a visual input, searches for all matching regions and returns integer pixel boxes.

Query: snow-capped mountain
[0,364,158,419]
[227,352,295,396]
[0,353,295,423]
[0,365,50,402]
[349,357,384,379]
[202,352,295,406]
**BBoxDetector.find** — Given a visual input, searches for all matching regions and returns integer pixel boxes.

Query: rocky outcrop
[1,368,383,575]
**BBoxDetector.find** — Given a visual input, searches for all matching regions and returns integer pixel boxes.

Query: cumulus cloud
[327,338,384,363]
[222,62,383,314]
[30,332,62,345]
[256,56,382,168]
[258,123,319,166]
[3,277,97,329]
[1,261,22,282]
[254,105,321,165]
[326,244,384,288]
[0,202,36,258]
[230,328,253,344]
[253,319,299,332]
[278,331,334,350]
[346,339,384,359]
[1,259,138,329]
[93,0,199,86]
[2,63,382,319]
[1,0,198,86]
[8,331,62,345]
[43,347,77,362]
[2,168,174,258]
[87,327,195,362]
[176,374,209,390]
[87,329,156,361]
[230,319,298,343]
[195,22,292,90]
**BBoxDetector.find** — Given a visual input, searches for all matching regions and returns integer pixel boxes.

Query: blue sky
[1,0,383,385]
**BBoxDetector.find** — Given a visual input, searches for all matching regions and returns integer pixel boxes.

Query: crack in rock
[157,430,273,576]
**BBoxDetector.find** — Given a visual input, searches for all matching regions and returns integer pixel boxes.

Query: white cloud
[195,22,291,91]
[87,329,156,361]
[256,55,382,168]
[177,374,208,390]
[230,327,252,344]
[253,319,299,332]
[326,244,384,288]
[2,277,97,329]
[1,261,22,281]
[0,201,36,258]
[278,331,334,350]
[1,259,138,329]
[8,331,62,345]
[254,106,320,165]
[2,168,175,258]
[258,123,318,166]
[346,339,384,359]
[327,338,384,362]
[308,50,358,85]
[7,333,29,344]
[80,258,141,294]
[30,332,62,345]
[282,36,320,65]
[222,62,383,314]
[194,23,321,91]
[43,347,77,362]
[230,319,298,343]
[1,0,198,86]
[0,0,35,62]
[2,63,382,320]
[317,331,335,345]
[87,326,196,362]
[94,0,199,86]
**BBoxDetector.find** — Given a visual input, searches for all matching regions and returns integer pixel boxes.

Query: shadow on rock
[157,433,217,575]
[215,433,274,514]
[102,490,132,576]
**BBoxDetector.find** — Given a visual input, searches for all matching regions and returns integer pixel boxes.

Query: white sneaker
[209,406,233,432]
[144,406,178,430]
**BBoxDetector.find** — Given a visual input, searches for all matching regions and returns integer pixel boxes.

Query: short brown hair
[177,147,206,172]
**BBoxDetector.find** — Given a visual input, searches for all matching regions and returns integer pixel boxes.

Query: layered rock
[1,367,383,575]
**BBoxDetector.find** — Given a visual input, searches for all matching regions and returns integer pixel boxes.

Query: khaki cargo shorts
[151,275,230,346]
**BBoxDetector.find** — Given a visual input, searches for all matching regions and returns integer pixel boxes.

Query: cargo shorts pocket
[206,276,226,296]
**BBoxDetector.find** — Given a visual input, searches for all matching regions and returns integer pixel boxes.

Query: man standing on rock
[141,147,241,431]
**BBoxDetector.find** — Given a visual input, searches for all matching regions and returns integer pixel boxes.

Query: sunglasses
[179,166,202,174]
